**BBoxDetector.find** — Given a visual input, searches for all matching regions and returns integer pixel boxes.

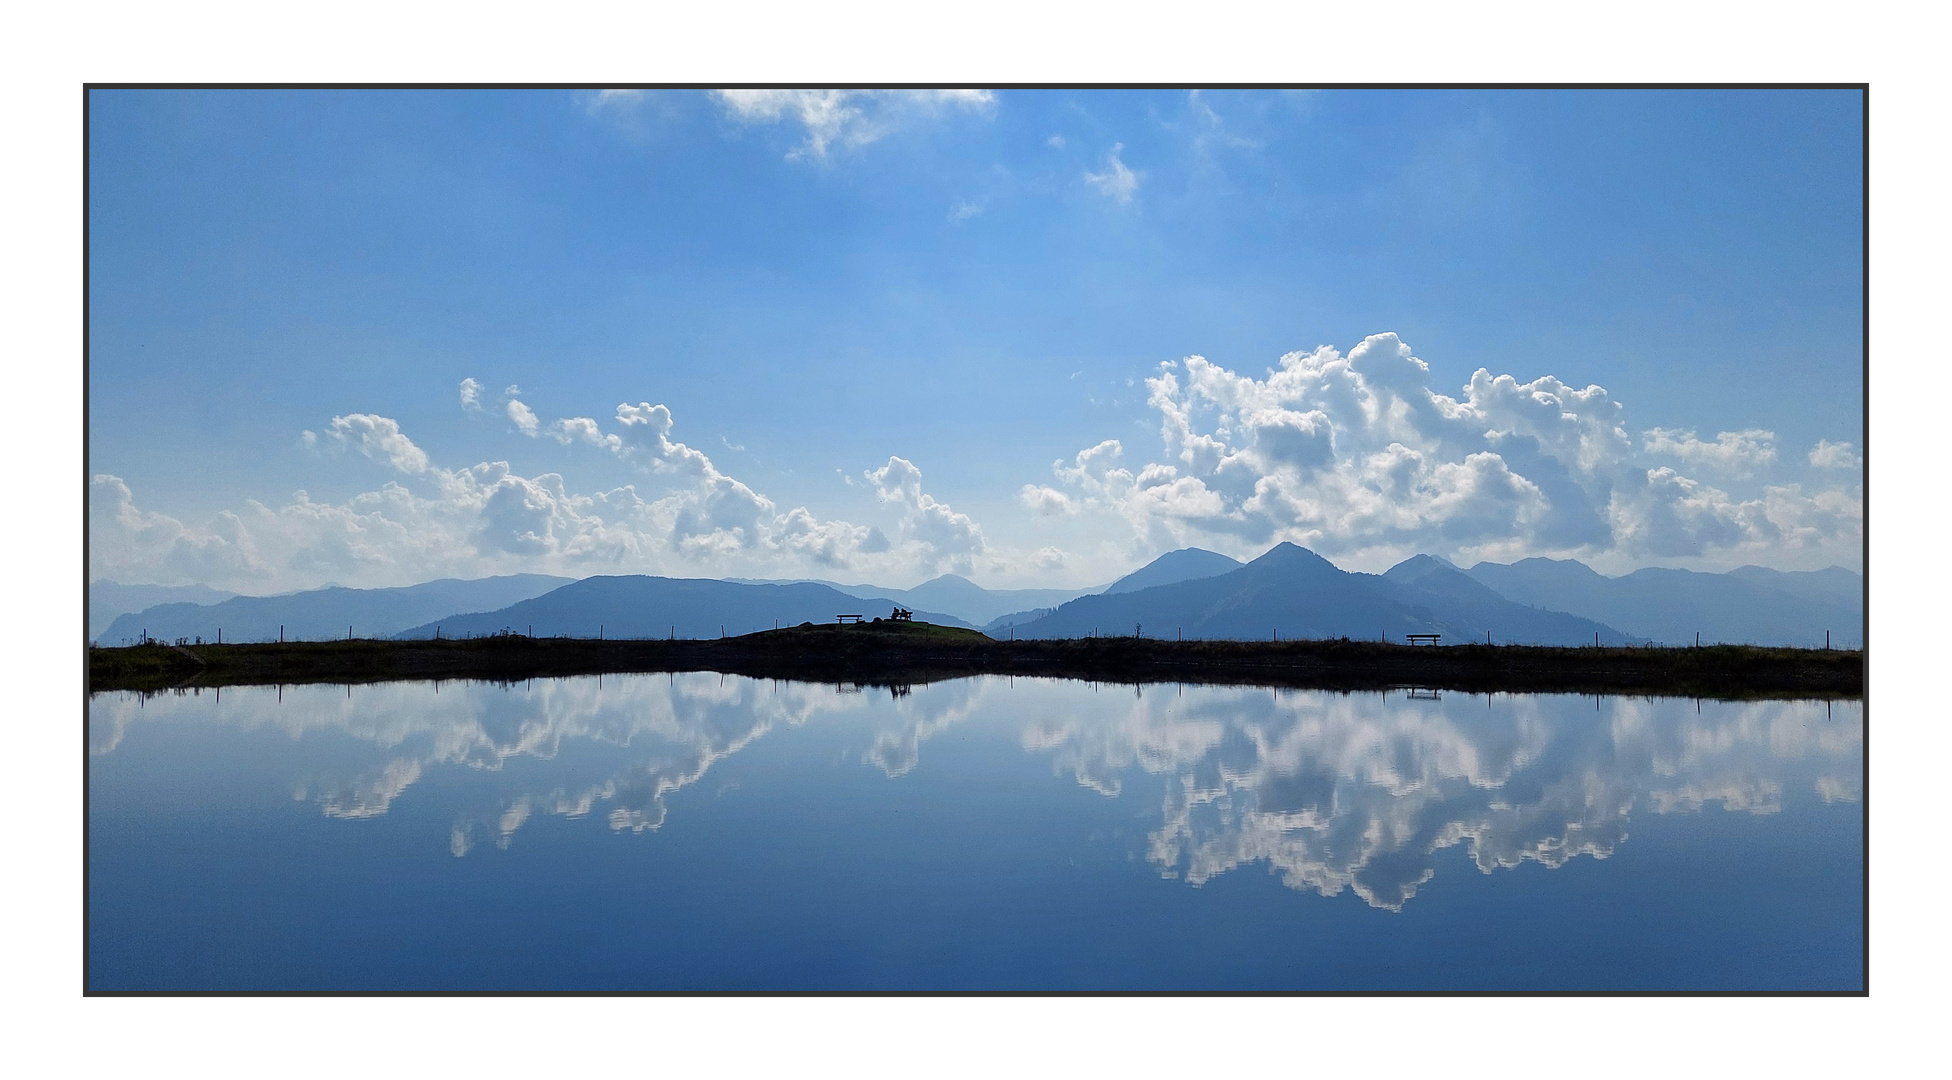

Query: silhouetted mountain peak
[1385,554,1508,603]
[1383,554,1452,580]
[1244,542,1338,576]
[1103,548,1244,595]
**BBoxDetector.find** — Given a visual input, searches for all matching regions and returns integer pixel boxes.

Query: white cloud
[550,416,622,452]
[1642,427,1777,477]
[506,398,540,437]
[1084,142,1141,204]
[92,397,1005,591]
[948,199,985,222]
[327,413,430,474]
[587,89,647,109]
[1046,134,1065,149]
[1182,90,1260,158]
[866,455,986,574]
[1809,439,1862,470]
[1039,334,1858,571]
[90,474,267,586]
[459,377,484,414]
[1020,484,1077,516]
[712,89,994,161]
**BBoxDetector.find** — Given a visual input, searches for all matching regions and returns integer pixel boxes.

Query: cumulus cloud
[1084,142,1141,204]
[1039,334,1859,570]
[1642,427,1777,477]
[507,398,540,437]
[1020,484,1077,516]
[92,395,1003,591]
[327,414,430,474]
[866,456,986,574]
[459,377,485,414]
[551,416,623,452]
[1809,439,1862,470]
[713,89,994,161]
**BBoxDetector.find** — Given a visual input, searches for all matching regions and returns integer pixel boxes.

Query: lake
[86,674,1864,991]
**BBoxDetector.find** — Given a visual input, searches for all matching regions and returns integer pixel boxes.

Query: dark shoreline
[88,622,1864,700]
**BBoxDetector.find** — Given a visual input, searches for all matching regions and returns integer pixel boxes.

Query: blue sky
[87,88,1864,592]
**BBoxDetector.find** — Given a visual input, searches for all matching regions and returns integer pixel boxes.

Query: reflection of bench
[836,614,865,624]
[1405,633,1441,646]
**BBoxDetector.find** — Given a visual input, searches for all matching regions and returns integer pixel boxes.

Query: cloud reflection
[1020,688,1859,910]
[90,678,1859,909]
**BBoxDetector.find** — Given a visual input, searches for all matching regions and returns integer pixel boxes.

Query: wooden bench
[1405,633,1442,646]
[836,614,866,624]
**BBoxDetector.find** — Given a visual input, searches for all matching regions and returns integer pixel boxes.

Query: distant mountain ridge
[98,575,575,645]
[95,550,1862,650]
[89,581,236,640]
[1102,547,1243,594]
[1464,558,1861,647]
[981,548,1243,632]
[1011,543,1630,646]
[395,576,975,640]
[725,573,1100,627]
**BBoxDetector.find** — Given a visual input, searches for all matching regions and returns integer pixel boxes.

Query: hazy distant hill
[89,581,235,640]
[1465,558,1861,647]
[982,548,1242,633]
[98,575,574,645]
[395,576,974,639]
[1102,547,1243,594]
[728,573,1099,627]
[1012,543,1629,645]
[1380,556,1628,645]
[1726,565,1865,611]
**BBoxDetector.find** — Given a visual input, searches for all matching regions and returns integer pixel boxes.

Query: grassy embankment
[88,619,1864,699]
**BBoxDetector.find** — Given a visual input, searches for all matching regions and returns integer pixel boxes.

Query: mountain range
[394,576,971,639]
[729,574,1098,627]
[1462,558,1861,647]
[982,548,1246,632]
[89,581,236,640]
[1010,544,1629,645]
[91,546,1862,651]
[97,575,573,645]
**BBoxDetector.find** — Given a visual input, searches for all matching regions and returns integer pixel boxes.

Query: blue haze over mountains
[1009,544,1628,645]
[1462,559,1861,648]
[394,577,974,640]
[90,581,236,640]
[92,547,1861,649]
[97,575,572,645]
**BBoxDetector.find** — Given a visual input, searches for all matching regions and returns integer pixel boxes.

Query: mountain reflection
[89,677,1860,910]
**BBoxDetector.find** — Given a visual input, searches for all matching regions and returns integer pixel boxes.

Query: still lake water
[87,675,1863,991]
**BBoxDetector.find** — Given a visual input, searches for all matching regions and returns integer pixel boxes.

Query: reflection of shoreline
[90,679,1861,910]
[86,633,1865,699]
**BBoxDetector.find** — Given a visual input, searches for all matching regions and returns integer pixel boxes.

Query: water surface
[87,675,1863,991]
